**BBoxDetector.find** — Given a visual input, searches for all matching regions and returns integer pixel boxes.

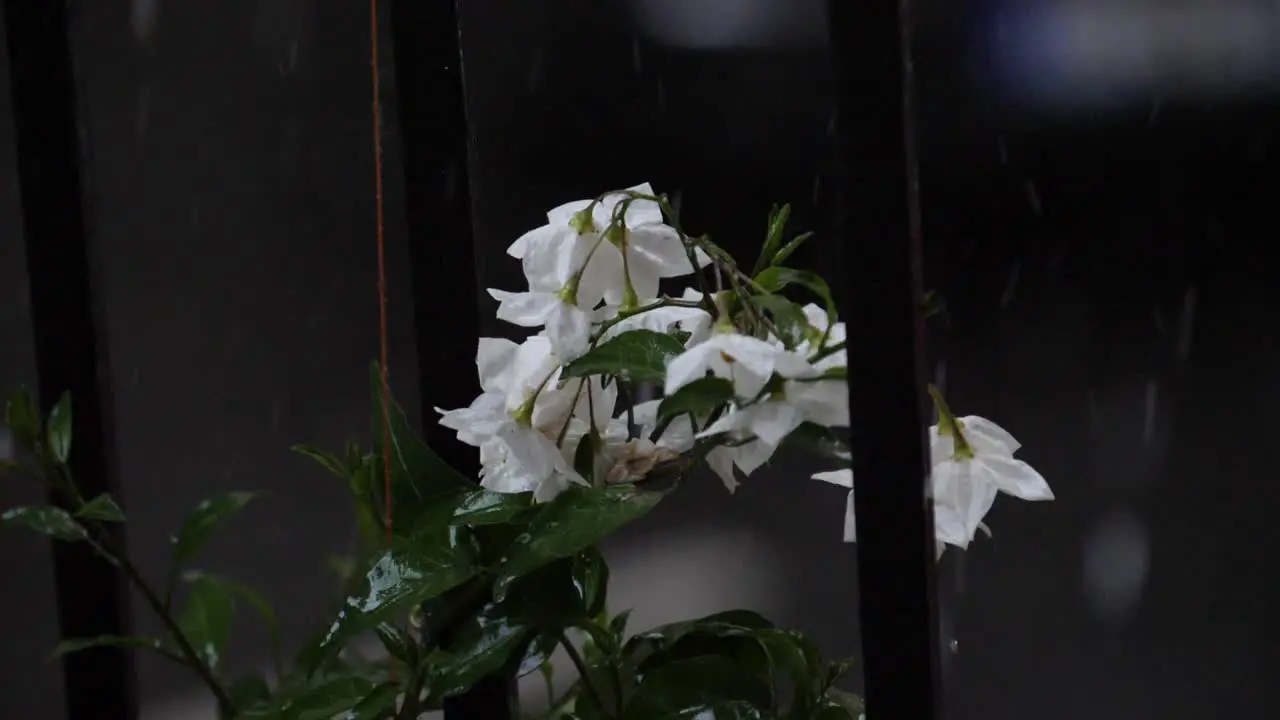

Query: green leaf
[754,203,792,276]
[574,547,610,619]
[369,362,473,527]
[771,231,813,267]
[4,388,40,448]
[183,572,282,675]
[177,575,236,671]
[492,485,664,602]
[452,489,533,526]
[76,494,125,523]
[657,377,734,423]
[624,610,774,662]
[222,674,272,719]
[572,430,599,486]
[170,491,258,570]
[624,655,773,719]
[347,682,400,719]
[299,534,478,675]
[1,506,86,542]
[373,622,415,664]
[283,676,376,720]
[563,330,685,383]
[823,688,865,717]
[423,603,533,700]
[753,294,809,349]
[46,392,73,464]
[50,635,165,660]
[291,444,348,479]
[754,267,837,327]
[782,422,850,461]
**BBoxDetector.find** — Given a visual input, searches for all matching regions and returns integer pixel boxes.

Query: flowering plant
[1,184,1051,719]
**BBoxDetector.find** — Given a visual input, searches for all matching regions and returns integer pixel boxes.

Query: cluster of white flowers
[437,182,1053,549]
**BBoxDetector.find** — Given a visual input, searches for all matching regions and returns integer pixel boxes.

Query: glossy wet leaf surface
[170,491,257,569]
[76,494,126,523]
[177,575,235,671]
[51,635,165,659]
[452,489,533,526]
[624,655,773,719]
[563,330,686,383]
[299,532,478,674]
[492,485,663,601]
[657,377,734,423]
[1,505,86,542]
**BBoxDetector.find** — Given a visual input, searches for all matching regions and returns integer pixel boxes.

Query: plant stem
[558,632,610,717]
[84,528,235,716]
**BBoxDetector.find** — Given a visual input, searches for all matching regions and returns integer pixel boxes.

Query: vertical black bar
[3,1,137,719]
[828,0,942,718]
[386,1,515,718]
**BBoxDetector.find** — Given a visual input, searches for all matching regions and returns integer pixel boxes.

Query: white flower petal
[489,289,558,327]
[546,198,594,228]
[476,338,519,395]
[812,468,853,489]
[628,225,696,278]
[958,415,1021,455]
[706,446,739,493]
[507,223,559,260]
[545,303,593,361]
[842,490,857,543]
[981,454,1054,501]
[663,342,718,396]
[731,438,778,476]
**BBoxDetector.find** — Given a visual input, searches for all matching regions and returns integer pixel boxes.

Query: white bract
[443,182,1051,550]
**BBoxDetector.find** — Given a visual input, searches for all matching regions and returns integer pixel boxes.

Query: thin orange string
[370,0,396,681]
[369,2,392,557]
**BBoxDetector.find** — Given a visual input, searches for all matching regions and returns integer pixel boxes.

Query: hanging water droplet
[949,638,959,654]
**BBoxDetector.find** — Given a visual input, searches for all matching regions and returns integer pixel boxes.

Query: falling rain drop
[632,37,644,75]
[1176,286,1197,362]
[1000,262,1021,308]
[131,0,159,45]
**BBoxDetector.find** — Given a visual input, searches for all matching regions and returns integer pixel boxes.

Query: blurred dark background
[4,1,1280,718]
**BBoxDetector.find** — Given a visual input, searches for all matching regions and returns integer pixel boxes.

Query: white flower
[813,414,1052,554]
[697,378,849,479]
[629,399,740,492]
[664,331,816,400]
[797,303,846,371]
[488,288,594,362]
[813,469,855,542]
[510,183,710,309]
[435,338,621,501]
[598,292,714,347]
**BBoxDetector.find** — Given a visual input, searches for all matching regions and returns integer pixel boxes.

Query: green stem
[558,632,610,718]
[809,340,846,364]
[83,528,235,716]
[591,296,701,343]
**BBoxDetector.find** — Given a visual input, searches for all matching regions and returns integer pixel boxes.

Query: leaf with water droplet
[563,330,685,383]
[177,575,235,672]
[76,494,125,523]
[299,532,478,675]
[1,506,86,542]
[170,491,258,570]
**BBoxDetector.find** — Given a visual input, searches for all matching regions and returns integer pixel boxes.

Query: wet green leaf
[170,491,258,570]
[424,602,533,700]
[291,444,348,479]
[754,267,837,328]
[754,203,792,276]
[1,506,86,542]
[183,572,282,676]
[563,330,685,383]
[771,231,813,267]
[50,635,165,660]
[299,533,478,675]
[177,575,235,671]
[4,388,40,448]
[46,393,72,464]
[452,489,532,526]
[657,377,734,424]
[222,673,272,719]
[373,622,415,664]
[346,682,400,719]
[572,430,598,486]
[370,362,473,528]
[574,547,610,619]
[282,676,376,720]
[624,655,772,719]
[752,294,809,349]
[76,494,125,523]
[492,485,664,602]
